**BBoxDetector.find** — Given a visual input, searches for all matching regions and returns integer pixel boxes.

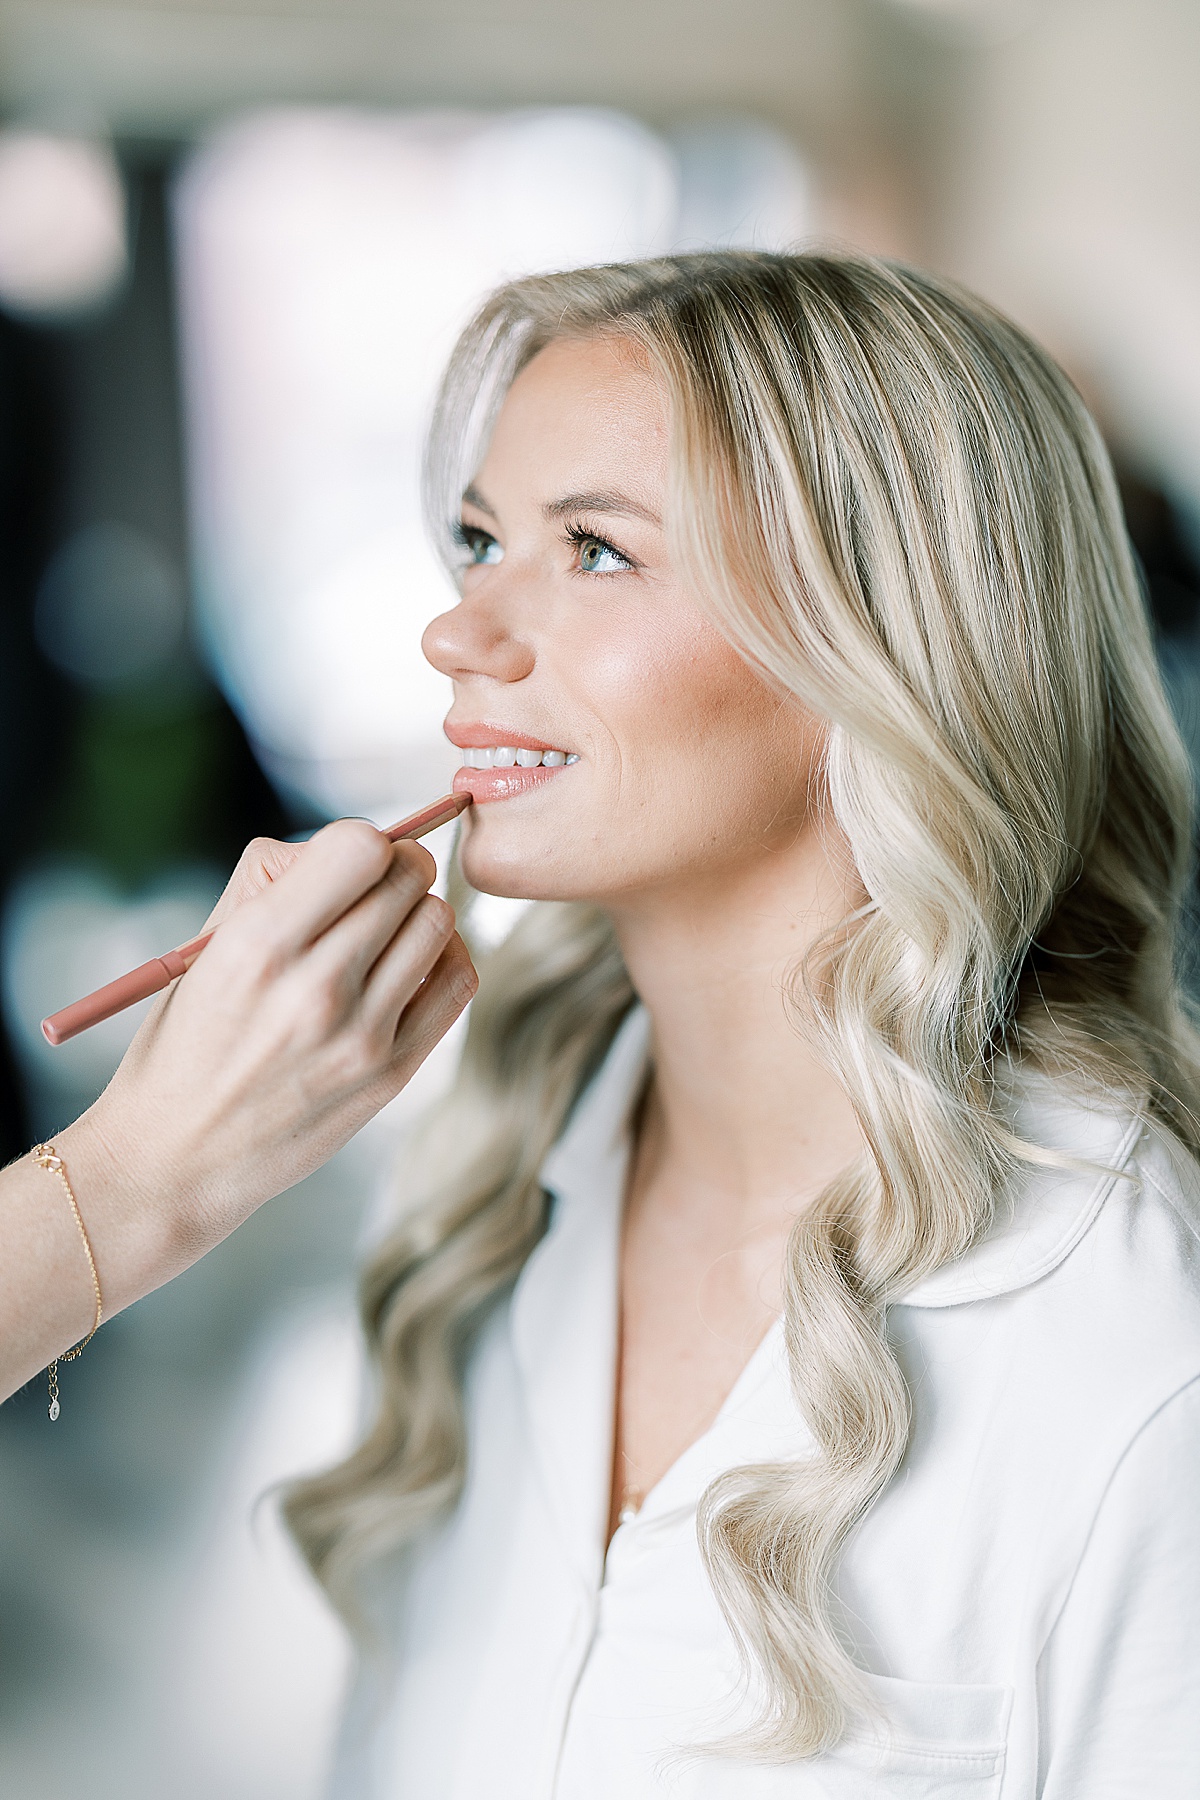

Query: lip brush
[41,792,473,1048]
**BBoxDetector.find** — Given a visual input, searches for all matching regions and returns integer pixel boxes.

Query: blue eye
[459,525,503,566]
[569,528,631,574]
[578,537,626,573]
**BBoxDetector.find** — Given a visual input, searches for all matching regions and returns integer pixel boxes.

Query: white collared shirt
[332,1007,1200,1799]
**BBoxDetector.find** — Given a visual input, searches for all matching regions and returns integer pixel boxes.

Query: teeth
[461,744,576,769]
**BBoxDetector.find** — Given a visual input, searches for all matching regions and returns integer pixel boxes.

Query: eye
[568,527,632,575]
[457,523,504,566]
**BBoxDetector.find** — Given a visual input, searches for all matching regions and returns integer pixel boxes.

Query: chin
[458,829,568,903]
[458,827,634,906]
[460,856,593,906]
[455,789,677,906]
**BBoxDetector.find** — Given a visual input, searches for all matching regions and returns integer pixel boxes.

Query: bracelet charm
[31,1143,104,1420]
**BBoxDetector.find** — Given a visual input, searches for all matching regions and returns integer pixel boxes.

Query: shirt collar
[896,1077,1144,1307]
[538,1004,652,1211]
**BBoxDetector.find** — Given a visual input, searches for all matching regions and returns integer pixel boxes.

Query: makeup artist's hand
[0,821,476,1400]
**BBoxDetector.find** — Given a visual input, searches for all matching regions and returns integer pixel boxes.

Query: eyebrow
[458,484,662,529]
[543,490,662,528]
[461,483,497,519]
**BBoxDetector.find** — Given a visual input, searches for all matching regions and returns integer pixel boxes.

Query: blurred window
[0,132,126,319]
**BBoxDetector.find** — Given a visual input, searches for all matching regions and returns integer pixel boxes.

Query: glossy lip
[452,764,572,804]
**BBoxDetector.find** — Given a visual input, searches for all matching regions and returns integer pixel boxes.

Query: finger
[238,820,434,959]
[307,842,443,990]
[357,892,458,1036]
[202,837,305,932]
[372,933,478,1099]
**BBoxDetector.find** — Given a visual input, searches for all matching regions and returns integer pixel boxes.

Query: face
[422,334,826,906]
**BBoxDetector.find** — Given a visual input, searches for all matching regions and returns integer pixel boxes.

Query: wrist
[54,1105,196,1317]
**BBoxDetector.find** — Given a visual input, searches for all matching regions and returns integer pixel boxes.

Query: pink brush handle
[40,936,214,1046]
[41,792,471,1046]
[384,794,470,842]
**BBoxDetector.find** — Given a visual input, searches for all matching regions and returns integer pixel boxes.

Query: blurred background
[1,0,1199,1794]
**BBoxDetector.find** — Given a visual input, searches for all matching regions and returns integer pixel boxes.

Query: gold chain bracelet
[31,1143,103,1421]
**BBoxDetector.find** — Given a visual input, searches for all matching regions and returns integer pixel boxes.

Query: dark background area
[0,149,297,1165]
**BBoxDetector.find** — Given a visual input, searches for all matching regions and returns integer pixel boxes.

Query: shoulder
[1133,1107,1200,1247]
[900,1073,1200,1397]
[1092,1107,1200,1366]
[1085,1102,1200,1331]
[886,1082,1200,1583]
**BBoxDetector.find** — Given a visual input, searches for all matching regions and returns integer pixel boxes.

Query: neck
[607,817,864,1222]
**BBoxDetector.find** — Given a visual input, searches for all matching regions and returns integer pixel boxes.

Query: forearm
[0,1109,183,1404]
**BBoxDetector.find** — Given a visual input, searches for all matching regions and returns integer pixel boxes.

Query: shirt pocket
[691,1674,1012,1800]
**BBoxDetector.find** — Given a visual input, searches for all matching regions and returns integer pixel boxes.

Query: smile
[461,746,580,769]
[451,741,582,806]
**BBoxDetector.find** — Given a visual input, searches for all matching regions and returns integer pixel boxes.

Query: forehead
[478,334,669,494]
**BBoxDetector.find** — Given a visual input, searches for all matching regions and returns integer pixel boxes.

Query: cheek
[585,609,816,845]
[583,604,742,757]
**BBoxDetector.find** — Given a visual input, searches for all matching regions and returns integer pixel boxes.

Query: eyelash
[453,519,636,574]
[563,522,634,573]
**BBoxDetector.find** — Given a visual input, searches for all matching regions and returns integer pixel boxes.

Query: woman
[3,249,1196,1796]
[284,254,1200,1797]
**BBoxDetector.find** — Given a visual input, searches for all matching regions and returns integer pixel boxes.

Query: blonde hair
[286,252,1200,1756]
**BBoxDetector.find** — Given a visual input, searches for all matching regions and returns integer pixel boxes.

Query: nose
[422,588,536,686]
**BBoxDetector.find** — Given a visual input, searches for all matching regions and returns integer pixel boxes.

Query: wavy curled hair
[286,251,1200,1756]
